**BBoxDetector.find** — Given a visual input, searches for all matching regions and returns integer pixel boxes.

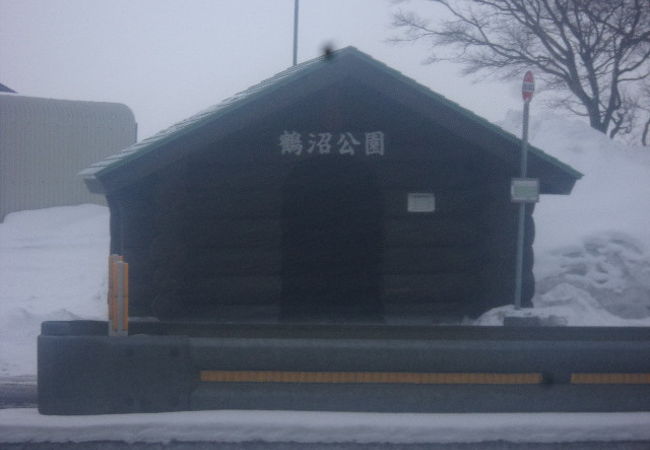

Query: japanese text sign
[279,131,385,157]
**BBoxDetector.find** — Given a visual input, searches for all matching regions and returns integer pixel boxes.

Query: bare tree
[639,80,650,146]
[392,0,650,140]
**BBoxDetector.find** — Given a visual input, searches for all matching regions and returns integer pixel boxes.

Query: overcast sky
[1,0,529,139]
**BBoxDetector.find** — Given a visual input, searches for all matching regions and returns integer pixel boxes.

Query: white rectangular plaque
[407,193,435,213]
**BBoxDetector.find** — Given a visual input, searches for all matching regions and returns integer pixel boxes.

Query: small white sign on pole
[511,178,540,203]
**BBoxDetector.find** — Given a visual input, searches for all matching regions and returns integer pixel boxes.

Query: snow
[501,110,650,255]
[1,408,650,444]
[0,204,108,377]
[476,111,650,325]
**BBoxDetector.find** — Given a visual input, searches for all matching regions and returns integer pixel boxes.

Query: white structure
[0,93,136,220]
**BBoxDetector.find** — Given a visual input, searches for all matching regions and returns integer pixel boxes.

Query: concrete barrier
[38,321,650,414]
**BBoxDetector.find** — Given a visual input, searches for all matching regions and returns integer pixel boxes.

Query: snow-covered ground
[0,204,109,377]
[2,408,650,445]
[1,112,650,378]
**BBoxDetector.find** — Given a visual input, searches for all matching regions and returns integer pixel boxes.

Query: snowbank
[478,112,650,324]
[500,110,650,254]
[2,408,650,444]
[0,204,109,377]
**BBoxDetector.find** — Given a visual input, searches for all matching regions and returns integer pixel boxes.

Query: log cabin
[81,47,581,323]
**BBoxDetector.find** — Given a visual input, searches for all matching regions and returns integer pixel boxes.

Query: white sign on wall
[407,193,436,213]
[279,131,385,156]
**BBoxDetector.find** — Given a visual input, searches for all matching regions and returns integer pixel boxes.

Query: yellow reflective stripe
[571,373,650,384]
[200,371,544,385]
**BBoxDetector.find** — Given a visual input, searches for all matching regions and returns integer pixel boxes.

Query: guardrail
[37,322,650,415]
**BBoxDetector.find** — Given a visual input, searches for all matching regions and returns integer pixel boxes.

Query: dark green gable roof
[81,46,581,194]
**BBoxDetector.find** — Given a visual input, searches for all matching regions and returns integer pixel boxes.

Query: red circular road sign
[522,71,535,102]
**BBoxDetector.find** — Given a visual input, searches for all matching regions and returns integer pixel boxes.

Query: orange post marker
[121,261,129,334]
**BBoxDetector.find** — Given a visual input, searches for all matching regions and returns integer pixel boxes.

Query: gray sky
[0,0,526,139]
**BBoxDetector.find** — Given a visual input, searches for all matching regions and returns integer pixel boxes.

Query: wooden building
[81,47,581,323]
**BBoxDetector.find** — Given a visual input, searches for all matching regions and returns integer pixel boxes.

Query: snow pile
[537,232,650,319]
[2,408,650,444]
[513,111,650,253]
[477,112,650,325]
[0,204,109,377]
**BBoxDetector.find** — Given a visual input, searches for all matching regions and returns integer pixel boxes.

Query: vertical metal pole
[514,101,530,309]
[293,0,299,66]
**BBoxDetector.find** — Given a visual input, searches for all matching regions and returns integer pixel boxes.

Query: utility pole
[293,0,299,66]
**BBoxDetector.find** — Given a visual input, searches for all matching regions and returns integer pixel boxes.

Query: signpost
[293,0,299,66]
[513,71,537,310]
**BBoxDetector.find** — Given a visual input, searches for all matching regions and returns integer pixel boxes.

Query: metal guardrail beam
[38,321,650,415]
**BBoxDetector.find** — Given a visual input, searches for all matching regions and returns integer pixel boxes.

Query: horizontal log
[479,245,534,273]
[373,160,481,190]
[382,300,467,316]
[383,189,484,217]
[185,157,484,193]
[184,189,283,219]
[120,226,155,250]
[147,238,190,261]
[187,163,290,191]
[282,273,380,295]
[139,186,486,223]
[112,179,157,209]
[150,293,280,320]
[283,256,380,276]
[481,205,534,229]
[382,246,481,274]
[186,276,282,305]
[283,193,381,220]
[187,219,282,248]
[120,210,157,238]
[190,248,281,276]
[122,215,485,254]
[126,245,485,279]
[187,247,482,278]
[384,218,481,247]
[383,273,477,303]
[207,305,280,321]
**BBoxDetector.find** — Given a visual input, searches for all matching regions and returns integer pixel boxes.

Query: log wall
[107,82,535,322]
